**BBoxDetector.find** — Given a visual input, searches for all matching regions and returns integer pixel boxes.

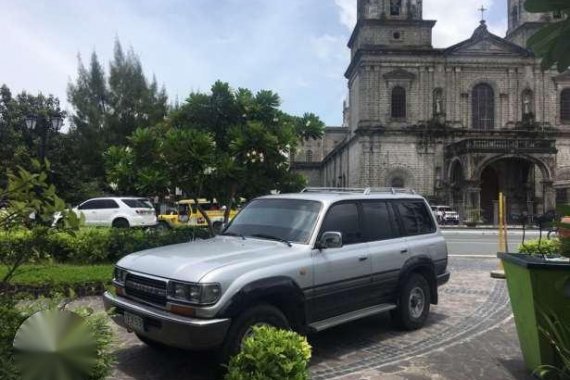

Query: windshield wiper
[222,232,246,240]
[249,233,292,247]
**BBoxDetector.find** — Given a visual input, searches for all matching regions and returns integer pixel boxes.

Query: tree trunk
[195,198,214,237]
[224,185,237,225]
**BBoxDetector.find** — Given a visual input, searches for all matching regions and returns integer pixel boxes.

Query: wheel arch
[397,256,438,305]
[217,276,307,332]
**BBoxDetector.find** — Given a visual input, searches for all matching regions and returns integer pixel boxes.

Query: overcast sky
[0,0,507,126]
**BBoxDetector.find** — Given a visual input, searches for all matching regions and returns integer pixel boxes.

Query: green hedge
[0,227,210,264]
[518,238,560,256]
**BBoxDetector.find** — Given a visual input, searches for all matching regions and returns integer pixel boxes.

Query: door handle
[358,256,368,262]
[400,249,409,254]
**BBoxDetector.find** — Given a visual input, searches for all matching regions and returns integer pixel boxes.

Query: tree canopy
[105,81,325,230]
[526,0,570,72]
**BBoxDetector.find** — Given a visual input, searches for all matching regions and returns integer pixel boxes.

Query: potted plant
[499,206,570,374]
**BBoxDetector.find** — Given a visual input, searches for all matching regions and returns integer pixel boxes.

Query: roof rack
[301,187,416,195]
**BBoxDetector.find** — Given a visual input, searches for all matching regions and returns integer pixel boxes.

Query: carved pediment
[383,68,416,80]
[444,21,533,58]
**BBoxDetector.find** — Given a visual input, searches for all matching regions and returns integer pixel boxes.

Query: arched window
[306,150,313,163]
[561,89,570,123]
[390,0,402,16]
[391,177,405,188]
[391,86,407,118]
[472,83,495,130]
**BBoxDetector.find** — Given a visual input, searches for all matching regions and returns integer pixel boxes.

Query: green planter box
[498,253,570,371]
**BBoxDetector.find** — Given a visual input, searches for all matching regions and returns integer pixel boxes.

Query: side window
[395,201,436,236]
[362,202,397,241]
[78,200,99,210]
[396,202,418,235]
[320,202,363,245]
[102,200,119,209]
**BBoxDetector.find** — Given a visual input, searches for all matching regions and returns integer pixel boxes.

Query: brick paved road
[76,257,531,380]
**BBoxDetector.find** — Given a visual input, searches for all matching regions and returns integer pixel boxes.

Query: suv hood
[117,236,291,282]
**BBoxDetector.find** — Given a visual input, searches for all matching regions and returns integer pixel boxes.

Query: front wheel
[392,273,431,331]
[219,304,290,364]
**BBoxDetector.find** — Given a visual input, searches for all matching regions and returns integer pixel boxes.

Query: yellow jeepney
[158,199,238,229]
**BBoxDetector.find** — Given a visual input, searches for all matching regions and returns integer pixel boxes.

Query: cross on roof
[478,5,487,21]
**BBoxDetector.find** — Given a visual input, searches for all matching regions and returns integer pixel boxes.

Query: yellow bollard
[491,192,507,279]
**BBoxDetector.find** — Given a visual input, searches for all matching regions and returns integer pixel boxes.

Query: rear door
[363,201,409,304]
[310,201,372,322]
[394,200,438,259]
[98,199,120,225]
[77,200,105,225]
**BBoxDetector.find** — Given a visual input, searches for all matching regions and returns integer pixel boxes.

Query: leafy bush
[225,326,311,380]
[519,239,560,256]
[0,227,209,264]
[0,296,115,380]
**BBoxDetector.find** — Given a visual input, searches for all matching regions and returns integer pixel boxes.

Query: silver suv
[104,188,450,360]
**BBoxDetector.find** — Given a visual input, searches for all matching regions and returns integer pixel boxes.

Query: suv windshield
[223,199,321,244]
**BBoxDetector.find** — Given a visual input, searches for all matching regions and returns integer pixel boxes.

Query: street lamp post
[25,115,63,162]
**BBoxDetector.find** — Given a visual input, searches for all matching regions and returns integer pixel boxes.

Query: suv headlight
[168,282,221,305]
[114,267,128,285]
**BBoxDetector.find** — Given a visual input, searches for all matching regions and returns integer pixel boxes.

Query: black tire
[112,218,130,228]
[219,304,289,364]
[156,221,171,231]
[392,273,431,331]
[213,221,223,234]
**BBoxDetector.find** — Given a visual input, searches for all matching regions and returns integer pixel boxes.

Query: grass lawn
[0,264,114,285]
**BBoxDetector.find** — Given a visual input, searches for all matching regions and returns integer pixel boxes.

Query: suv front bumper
[103,292,230,350]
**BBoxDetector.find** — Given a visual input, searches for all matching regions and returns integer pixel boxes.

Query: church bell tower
[351,0,436,55]
[506,0,564,48]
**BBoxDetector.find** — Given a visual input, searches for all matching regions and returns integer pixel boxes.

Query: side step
[308,304,397,333]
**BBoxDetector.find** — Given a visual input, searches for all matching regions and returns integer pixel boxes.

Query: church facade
[293,0,570,224]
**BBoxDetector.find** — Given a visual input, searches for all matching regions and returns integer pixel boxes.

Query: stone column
[542,180,556,213]
[465,181,482,222]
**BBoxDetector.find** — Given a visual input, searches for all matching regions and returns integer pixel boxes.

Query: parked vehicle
[158,199,238,230]
[55,197,157,228]
[104,187,449,361]
[431,205,460,225]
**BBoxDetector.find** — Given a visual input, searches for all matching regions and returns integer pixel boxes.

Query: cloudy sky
[0,0,507,126]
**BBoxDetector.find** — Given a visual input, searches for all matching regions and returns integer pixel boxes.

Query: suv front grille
[125,273,167,306]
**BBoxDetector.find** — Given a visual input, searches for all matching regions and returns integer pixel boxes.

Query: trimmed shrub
[518,238,560,256]
[0,227,210,264]
[225,326,311,380]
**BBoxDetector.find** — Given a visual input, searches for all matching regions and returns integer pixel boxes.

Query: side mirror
[318,231,343,250]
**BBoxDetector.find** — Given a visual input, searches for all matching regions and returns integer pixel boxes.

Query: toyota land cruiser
[104,188,450,360]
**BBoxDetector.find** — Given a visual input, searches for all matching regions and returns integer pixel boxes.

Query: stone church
[293,0,570,224]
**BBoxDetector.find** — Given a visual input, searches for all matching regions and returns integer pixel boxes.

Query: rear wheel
[392,273,431,331]
[219,304,289,364]
[156,221,171,231]
[112,218,130,228]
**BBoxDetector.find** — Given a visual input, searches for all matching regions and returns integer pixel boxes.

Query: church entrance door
[479,157,540,224]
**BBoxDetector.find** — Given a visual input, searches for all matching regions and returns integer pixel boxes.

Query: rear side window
[395,201,436,236]
[320,202,363,245]
[122,199,152,209]
[362,201,397,241]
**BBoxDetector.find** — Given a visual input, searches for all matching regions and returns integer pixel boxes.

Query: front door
[310,202,372,322]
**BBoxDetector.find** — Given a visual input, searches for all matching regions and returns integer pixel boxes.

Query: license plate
[124,311,144,331]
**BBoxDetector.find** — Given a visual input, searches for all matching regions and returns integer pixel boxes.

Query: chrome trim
[103,292,231,350]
